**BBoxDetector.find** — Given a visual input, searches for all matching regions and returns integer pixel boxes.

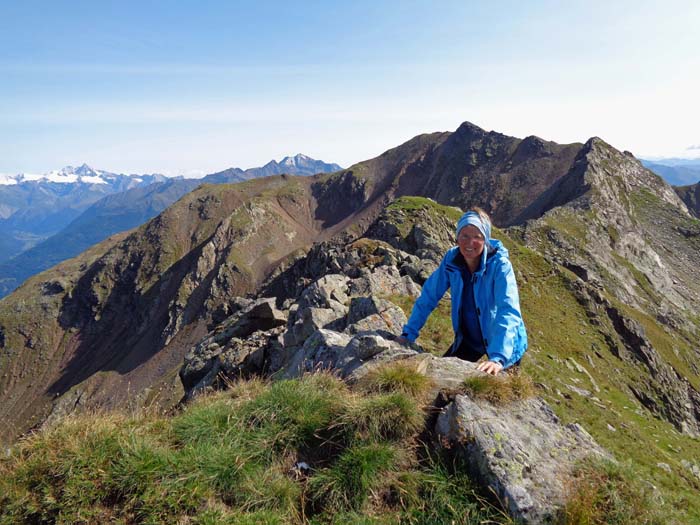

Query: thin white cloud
[686,144,700,151]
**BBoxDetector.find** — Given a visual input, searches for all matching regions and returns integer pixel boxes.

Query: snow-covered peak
[40,164,105,183]
[0,173,19,185]
[280,154,311,167]
[0,165,165,186]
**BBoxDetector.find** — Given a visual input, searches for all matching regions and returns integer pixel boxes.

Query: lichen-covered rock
[399,256,436,285]
[281,329,353,379]
[284,304,348,347]
[436,394,610,524]
[344,296,407,335]
[337,334,419,379]
[282,274,350,347]
[179,297,286,398]
[180,326,284,401]
[348,266,421,298]
[297,274,350,309]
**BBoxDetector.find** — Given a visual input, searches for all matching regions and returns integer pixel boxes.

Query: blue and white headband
[456,211,491,249]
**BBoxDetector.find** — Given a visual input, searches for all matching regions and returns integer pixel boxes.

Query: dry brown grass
[462,368,536,404]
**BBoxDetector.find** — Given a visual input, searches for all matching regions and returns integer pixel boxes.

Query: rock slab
[436,394,609,524]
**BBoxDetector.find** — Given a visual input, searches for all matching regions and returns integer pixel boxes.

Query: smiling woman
[396,208,527,376]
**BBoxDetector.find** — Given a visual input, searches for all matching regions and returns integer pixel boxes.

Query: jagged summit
[203,154,342,183]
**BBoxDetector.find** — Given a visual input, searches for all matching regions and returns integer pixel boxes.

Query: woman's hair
[471,206,492,231]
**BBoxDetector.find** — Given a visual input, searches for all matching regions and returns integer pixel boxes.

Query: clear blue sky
[1,0,699,176]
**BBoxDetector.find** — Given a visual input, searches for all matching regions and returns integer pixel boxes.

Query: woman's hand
[477,360,503,376]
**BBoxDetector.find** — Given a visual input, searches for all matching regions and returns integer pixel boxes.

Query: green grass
[358,360,432,398]
[309,442,401,511]
[0,373,504,525]
[386,294,454,355]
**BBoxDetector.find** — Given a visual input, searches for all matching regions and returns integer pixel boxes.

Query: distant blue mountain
[641,159,700,186]
[0,155,342,298]
[202,154,341,183]
[0,164,167,264]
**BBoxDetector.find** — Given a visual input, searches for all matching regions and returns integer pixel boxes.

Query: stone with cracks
[180,298,286,393]
[344,296,407,336]
[436,394,610,524]
[284,304,348,347]
[348,266,421,298]
[280,329,353,379]
[297,274,350,309]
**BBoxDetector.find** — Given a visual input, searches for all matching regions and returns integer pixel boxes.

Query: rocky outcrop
[178,222,612,523]
[179,297,286,400]
[436,394,609,523]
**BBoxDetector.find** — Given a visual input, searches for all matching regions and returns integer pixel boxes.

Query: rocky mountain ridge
[174,194,700,520]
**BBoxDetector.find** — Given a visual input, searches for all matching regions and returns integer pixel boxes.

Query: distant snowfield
[0,166,117,186]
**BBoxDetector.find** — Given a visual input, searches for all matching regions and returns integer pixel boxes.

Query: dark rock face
[179,298,286,398]
[674,182,700,218]
[397,122,583,226]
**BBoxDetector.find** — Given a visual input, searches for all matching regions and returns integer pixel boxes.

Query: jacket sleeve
[486,257,524,366]
[401,252,451,342]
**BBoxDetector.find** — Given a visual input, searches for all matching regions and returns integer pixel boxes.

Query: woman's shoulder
[486,239,513,268]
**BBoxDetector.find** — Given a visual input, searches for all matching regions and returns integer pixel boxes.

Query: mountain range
[0,164,168,265]
[1,123,699,518]
[641,158,700,186]
[0,155,342,298]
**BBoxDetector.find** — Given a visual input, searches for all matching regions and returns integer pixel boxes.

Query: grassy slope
[0,373,507,525]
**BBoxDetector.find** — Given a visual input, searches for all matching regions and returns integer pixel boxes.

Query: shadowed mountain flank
[393,122,583,225]
[0,179,202,298]
[675,181,700,218]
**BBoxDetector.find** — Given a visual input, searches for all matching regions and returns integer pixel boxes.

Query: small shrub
[360,361,432,398]
[562,459,664,525]
[309,510,399,524]
[390,452,510,525]
[193,508,288,525]
[171,396,241,446]
[462,368,535,404]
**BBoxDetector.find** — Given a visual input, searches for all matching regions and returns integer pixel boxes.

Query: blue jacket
[402,239,527,368]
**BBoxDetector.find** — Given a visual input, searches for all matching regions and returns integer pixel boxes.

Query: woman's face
[457,225,485,263]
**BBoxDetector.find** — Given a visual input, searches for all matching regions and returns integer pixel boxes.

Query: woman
[397,208,527,375]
